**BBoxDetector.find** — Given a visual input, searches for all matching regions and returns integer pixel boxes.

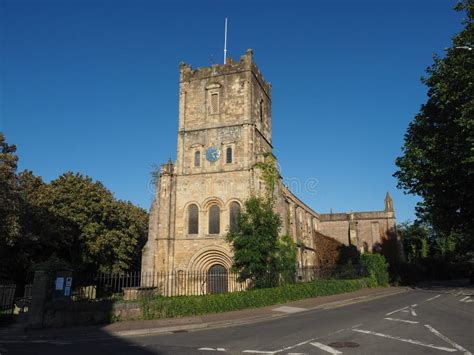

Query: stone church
[141,49,397,289]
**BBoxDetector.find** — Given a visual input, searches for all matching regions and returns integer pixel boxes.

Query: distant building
[141,50,398,291]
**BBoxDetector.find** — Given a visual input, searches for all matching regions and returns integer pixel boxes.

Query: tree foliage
[394,1,474,253]
[0,133,149,281]
[0,133,20,248]
[226,196,296,288]
[397,222,430,262]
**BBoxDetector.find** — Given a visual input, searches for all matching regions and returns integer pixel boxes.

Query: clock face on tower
[206,147,221,162]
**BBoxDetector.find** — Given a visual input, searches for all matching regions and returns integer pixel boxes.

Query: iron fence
[70,265,366,301]
[0,280,16,315]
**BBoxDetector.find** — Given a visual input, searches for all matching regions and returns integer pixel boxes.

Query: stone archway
[186,246,233,295]
[186,245,233,271]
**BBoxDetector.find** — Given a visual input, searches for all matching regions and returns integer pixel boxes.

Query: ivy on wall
[254,153,279,199]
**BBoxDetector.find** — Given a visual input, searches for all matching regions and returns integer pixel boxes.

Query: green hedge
[140,278,375,320]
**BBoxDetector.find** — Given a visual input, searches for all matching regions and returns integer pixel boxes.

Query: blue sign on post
[53,269,73,300]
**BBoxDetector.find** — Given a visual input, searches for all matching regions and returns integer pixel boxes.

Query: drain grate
[328,341,360,348]
[172,329,188,333]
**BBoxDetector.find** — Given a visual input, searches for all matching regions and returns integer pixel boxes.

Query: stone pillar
[348,213,358,246]
[28,270,49,329]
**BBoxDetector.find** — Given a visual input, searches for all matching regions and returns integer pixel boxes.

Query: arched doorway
[207,264,228,294]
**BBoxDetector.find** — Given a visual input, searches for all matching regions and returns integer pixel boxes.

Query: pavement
[0,281,473,354]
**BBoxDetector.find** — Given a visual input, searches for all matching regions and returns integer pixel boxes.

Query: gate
[207,265,228,294]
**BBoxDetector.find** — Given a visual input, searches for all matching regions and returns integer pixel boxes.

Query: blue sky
[1,0,464,223]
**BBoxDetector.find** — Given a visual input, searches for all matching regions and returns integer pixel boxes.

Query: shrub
[360,253,389,286]
[140,278,374,320]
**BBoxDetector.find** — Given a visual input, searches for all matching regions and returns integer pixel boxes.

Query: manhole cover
[328,341,359,348]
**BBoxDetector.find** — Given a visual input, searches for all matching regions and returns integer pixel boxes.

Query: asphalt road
[2,284,473,355]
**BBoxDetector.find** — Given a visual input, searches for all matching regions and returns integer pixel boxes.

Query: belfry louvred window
[210,93,219,114]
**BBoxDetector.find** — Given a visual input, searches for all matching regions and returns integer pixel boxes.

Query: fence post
[28,270,49,329]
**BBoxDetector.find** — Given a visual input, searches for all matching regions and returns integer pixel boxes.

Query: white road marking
[243,333,346,354]
[272,306,307,314]
[424,324,472,355]
[352,329,457,352]
[385,306,409,315]
[310,342,342,354]
[351,323,363,328]
[460,296,470,302]
[384,317,419,324]
[410,308,417,316]
[198,347,226,352]
[427,294,441,301]
[411,304,418,307]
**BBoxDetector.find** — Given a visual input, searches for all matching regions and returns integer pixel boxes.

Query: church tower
[141,49,400,292]
[142,49,273,278]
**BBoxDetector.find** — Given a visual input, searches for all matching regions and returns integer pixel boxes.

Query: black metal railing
[70,265,366,301]
[0,280,16,315]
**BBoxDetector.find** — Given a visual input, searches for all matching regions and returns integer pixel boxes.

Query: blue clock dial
[206,147,221,162]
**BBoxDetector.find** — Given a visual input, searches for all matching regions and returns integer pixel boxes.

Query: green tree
[1,133,149,283]
[43,172,148,272]
[397,222,430,262]
[226,196,296,288]
[0,133,21,279]
[394,1,474,253]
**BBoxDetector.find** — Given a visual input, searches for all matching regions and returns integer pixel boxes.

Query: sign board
[55,277,64,290]
[53,269,73,300]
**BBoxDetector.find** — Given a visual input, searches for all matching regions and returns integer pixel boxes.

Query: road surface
[1,284,473,354]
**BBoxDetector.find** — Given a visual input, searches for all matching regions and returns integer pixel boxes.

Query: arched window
[188,204,199,234]
[194,151,200,167]
[229,202,240,232]
[226,147,232,164]
[208,205,220,234]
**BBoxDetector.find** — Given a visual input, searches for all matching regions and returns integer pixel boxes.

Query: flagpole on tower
[224,17,228,64]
